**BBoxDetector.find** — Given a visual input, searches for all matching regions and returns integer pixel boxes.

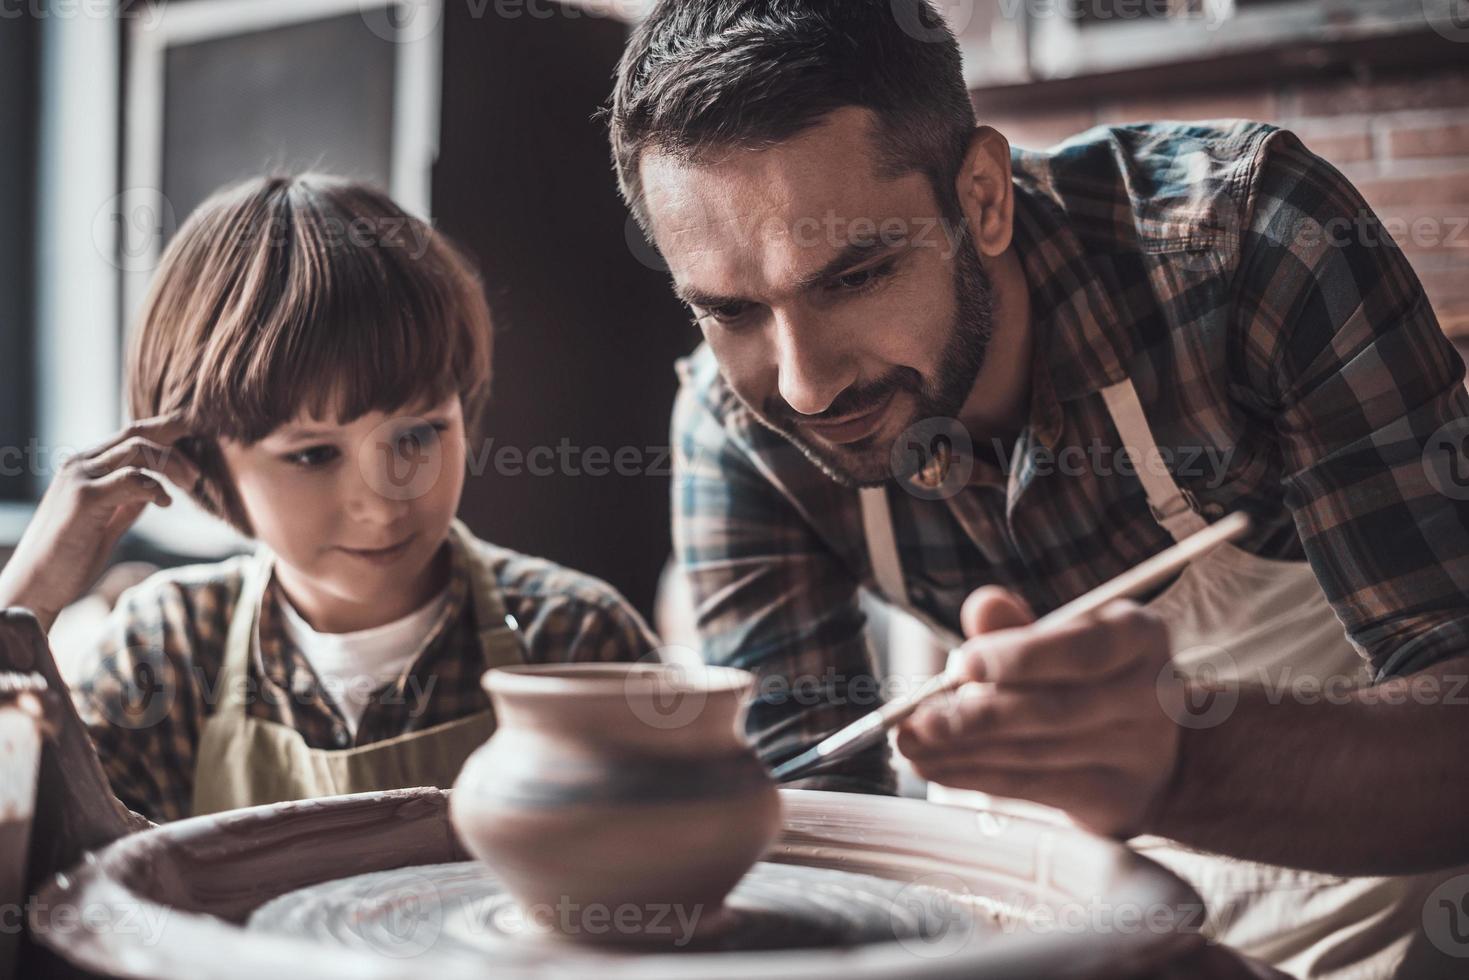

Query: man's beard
[756,236,996,489]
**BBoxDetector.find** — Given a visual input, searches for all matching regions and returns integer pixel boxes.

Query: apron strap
[216,548,276,715]
[1099,379,1208,543]
[448,518,526,671]
[860,487,907,604]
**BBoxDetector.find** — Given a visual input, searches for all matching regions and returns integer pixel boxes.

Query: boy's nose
[349,437,432,521]
[345,484,413,526]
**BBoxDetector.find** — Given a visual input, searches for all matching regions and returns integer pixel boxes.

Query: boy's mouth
[337,533,417,564]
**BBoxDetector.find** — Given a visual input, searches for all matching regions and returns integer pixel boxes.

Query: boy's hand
[0,415,202,632]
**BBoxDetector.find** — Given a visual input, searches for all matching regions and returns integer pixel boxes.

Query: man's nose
[773,312,854,417]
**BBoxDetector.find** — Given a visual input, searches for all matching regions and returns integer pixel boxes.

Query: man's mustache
[765,367,922,429]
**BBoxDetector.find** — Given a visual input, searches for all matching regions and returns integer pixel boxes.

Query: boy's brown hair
[126,175,494,535]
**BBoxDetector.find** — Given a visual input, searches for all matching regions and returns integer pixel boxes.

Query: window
[5,0,440,556]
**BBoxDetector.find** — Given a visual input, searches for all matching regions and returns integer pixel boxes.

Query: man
[607,1,1469,976]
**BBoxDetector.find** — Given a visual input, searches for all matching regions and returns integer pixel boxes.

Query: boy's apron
[860,378,1461,979]
[191,518,523,816]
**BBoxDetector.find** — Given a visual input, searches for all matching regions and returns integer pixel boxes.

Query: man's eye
[284,445,339,468]
[698,301,753,325]
[832,260,897,293]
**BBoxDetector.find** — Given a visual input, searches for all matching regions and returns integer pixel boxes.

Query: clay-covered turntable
[33,786,1212,979]
[2,607,1275,980]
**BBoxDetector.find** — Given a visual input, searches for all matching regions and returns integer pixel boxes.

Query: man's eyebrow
[793,239,904,292]
[674,283,744,309]
[675,240,904,310]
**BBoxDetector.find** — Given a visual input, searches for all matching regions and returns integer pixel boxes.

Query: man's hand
[896,586,1181,838]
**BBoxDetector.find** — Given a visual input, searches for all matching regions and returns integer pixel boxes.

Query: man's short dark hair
[607,0,977,232]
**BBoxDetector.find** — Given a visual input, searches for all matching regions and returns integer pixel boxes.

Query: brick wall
[977,66,1469,343]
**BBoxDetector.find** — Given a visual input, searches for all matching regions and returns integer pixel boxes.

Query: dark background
[435,4,693,617]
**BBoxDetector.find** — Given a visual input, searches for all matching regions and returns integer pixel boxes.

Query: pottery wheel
[249,860,996,958]
[33,788,1206,980]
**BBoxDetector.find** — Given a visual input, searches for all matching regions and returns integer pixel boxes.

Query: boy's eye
[393,422,445,457]
[284,445,340,468]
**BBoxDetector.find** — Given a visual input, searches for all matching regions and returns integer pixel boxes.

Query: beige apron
[862,378,1462,979]
[191,519,523,816]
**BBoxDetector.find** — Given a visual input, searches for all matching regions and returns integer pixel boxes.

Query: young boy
[0,175,660,824]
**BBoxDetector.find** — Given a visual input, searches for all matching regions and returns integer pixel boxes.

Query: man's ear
[953,125,1015,259]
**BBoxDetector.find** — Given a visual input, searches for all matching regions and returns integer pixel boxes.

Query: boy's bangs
[189,181,490,443]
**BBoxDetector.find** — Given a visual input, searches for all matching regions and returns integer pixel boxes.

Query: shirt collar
[255,534,473,698]
[1009,155,1134,408]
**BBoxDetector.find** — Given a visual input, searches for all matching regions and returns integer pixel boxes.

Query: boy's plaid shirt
[72,532,660,823]
[672,120,1469,794]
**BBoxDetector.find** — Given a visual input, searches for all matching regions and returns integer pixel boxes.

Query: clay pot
[449,662,781,945]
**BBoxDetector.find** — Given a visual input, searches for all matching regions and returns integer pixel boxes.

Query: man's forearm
[1148,655,1469,876]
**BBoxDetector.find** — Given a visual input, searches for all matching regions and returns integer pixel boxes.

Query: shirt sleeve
[512,578,661,666]
[672,364,896,795]
[69,578,208,824]
[1235,129,1469,679]
[565,593,662,664]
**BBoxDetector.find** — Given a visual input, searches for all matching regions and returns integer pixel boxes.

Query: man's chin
[746,400,919,488]
[781,432,898,489]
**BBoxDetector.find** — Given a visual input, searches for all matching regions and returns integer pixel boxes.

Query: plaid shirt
[672,119,1469,794]
[71,530,659,824]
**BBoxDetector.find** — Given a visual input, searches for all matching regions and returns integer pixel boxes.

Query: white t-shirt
[278,586,450,736]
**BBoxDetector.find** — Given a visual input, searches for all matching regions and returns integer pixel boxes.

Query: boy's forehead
[273,390,458,436]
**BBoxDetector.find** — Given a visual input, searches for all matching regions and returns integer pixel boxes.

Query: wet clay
[450,663,782,944]
[249,859,999,957]
[31,786,1249,979]
[0,818,29,977]
[0,674,46,980]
